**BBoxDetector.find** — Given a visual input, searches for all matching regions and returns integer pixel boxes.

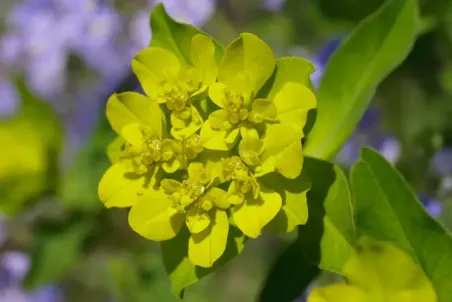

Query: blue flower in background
[0,80,19,118]
[156,0,216,26]
[262,0,287,11]
[309,37,344,88]
[0,251,64,302]
[431,148,452,177]
[418,193,443,217]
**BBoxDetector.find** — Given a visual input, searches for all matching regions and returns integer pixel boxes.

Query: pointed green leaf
[304,0,418,160]
[260,158,355,301]
[24,220,90,289]
[298,158,356,272]
[308,237,437,302]
[258,57,315,99]
[150,4,223,65]
[351,148,452,301]
[162,225,246,298]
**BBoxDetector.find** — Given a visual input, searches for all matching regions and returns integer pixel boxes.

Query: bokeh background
[1,0,452,301]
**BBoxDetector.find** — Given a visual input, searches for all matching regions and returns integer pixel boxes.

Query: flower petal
[188,210,229,267]
[219,33,275,93]
[207,188,229,209]
[239,129,263,167]
[186,207,211,234]
[106,92,162,138]
[161,179,183,193]
[261,124,303,179]
[98,163,148,208]
[107,136,125,164]
[200,120,239,151]
[191,34,218,95]
[128,189,184,241]
[208,82,227,108]
[132,47,180,98]
[170,105,203,140]
[252,99,277,121]
[307,284,367,302]
[273,82,316,128]
[233,187,282,238]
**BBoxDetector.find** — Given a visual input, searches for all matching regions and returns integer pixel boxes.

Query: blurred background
[0,0,452,301]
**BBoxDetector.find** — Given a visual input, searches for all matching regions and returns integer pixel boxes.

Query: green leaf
[350,148,452,301]
[304,0,418,160]
[16,78,63,151]
[260,172,310,233]
[258,57,315,100]
[0,79,63,215]
[299,157,356,273]
[59,111,116,212]
[308,237,437,302]
[150,4,224,65]
[258,242,319,302]
[161,225,246,298]
[24,220,90,289]
[260,158,355,302]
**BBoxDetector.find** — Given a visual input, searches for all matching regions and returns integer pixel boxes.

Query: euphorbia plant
[98,3,315,286]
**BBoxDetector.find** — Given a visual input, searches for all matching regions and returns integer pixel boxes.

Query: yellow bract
[99,31,317,268]
[308,237,437,302]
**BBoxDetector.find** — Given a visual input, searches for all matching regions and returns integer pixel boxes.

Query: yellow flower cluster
[98,32,316,267]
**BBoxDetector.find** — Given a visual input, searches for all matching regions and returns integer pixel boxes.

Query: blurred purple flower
[418,193,443,217]
[0,251,64,302]
[309,37,343,88]
[0,80,19,118]
[431,148,452,177]
[53,0,98,14]
[336,134,401,165]
[0,34,24,65]
[25,50,67,98]
[0,215,5,248]
[155,0,215,26]
[262,0,286,11]
[129,10,153,51]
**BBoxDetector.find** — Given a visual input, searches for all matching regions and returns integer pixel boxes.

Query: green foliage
[351,148,452,301]
[308,237,437,302]
[98,3,316,296]
[0,79,63,215]
[304,0,419,160]
[24,219,90,289]
[150,4,224,64]
[162,226,246,298]
[259,158,354,301]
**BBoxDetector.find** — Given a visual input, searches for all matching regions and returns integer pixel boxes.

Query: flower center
[122,126,180,175]
[158,67,202,115]
[182,134,204,159]
[222,156,260,199]
[223,90,249,125]
[168,175,210,214]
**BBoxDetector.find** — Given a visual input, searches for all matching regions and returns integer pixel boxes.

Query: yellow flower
[132,34,218,140]
[128,162,232,268]
[200,33,276,150]
[98,92,204,209]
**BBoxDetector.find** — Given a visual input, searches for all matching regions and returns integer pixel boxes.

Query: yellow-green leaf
[261,124,303,179]
[106,92,162,137]
[308,237,437,302]
[233,186,282,238]
[219,33,275,93]
[273,82,316,128]
[188,209,229,268]
[128,189,184,241]
[98,163,149,208]
[132,47,180,99]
